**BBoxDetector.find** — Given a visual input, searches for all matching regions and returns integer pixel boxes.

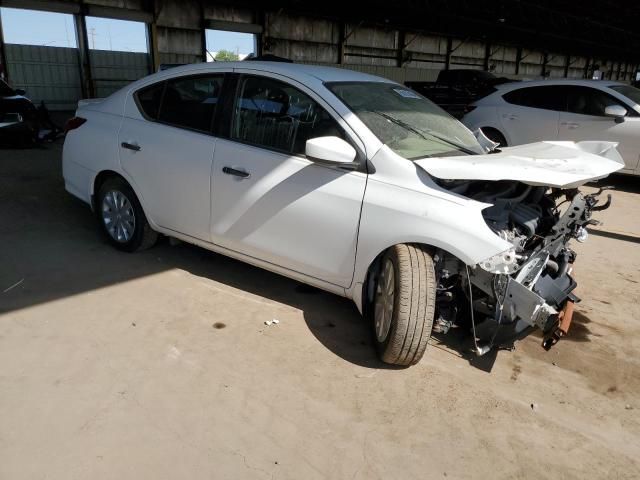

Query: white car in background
[463,79,640,175]
[63,62,622,366]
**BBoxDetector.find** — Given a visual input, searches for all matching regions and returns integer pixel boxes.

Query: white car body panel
[463,79,640,175]
[414,140,624,188]
[557,113,640,172]
[498,104,559,145]
[210,138,367,288]
[118,118,215,241]
[62,62,623,314]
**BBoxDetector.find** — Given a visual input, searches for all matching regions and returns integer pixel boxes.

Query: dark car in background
[405,69,513,118]
[0,78,38,145]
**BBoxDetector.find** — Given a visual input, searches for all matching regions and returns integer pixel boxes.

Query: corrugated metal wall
[90,50,150,97]
[4,44,151,109]
[5,44,82,110]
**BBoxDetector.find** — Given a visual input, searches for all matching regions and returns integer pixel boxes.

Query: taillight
[463,105,477,114]
[64,116,86,133]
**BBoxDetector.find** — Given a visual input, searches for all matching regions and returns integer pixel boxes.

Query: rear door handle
[502,114,518,120]
[121,142,141,151]
[560,122,579,129]
[222,166,250,179]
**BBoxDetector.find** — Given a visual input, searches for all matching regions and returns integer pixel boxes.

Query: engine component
[431,178,613,355]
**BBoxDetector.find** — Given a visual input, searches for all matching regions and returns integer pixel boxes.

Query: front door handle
[222,166,250,179]
[560,122,579,129]
[121,142,141,151]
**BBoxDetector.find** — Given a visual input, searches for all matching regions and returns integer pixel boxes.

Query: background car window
[503,86,567,111]
[231,76,344,155]
[609,84,640,107]
[566,86,625,116]
[136,82,164,120]
[158,75,224,132]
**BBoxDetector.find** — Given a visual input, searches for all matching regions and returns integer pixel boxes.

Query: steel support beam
[200,0,207,62]
[396,30,405,67]
[204,19,263,34]
[483,42,491,71]
[0,7,8,82]
[445,37,452,70]
[254,10,265,56]
[337,22,345,64]
[515,46,522,75]
[146,22,159,73]
[583,57,590,78]
[74,5,95,98]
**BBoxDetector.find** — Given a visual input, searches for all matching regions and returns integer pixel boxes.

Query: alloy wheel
[101,190,136,243]
[374,258,395,342]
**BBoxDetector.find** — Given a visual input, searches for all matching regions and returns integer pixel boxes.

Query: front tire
[97,177,158,252]
[373,244,436,366]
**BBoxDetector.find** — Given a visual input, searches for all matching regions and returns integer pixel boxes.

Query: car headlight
[478,248,518,274]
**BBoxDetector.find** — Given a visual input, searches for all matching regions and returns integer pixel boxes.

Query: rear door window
[230,75,344,155]
[503,86,567,111]
[566,86,627,117]
[158,74,224,132]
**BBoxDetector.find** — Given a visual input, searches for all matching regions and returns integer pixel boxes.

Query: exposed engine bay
[431,178,612,354]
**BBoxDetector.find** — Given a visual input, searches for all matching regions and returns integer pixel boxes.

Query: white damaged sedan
[63,62,623,365]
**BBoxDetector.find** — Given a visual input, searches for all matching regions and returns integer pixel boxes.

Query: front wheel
[97,177,158,252]
[373,244,436,366]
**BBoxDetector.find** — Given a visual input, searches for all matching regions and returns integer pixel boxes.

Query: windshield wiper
[366,109,478,156]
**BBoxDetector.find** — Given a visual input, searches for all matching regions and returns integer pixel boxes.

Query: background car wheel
[481,127,507,147]
[97,177,158,252]
[373,244,436,366]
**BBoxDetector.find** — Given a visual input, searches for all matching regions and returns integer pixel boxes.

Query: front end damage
[431,179,614,355]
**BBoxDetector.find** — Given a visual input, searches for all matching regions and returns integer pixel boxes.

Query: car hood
[414,141,624,188]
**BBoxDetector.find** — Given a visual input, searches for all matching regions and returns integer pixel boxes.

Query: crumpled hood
[414,141,624,188]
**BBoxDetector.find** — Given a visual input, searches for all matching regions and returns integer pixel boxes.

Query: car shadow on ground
[154,240,409,370]
[590,173,640,194]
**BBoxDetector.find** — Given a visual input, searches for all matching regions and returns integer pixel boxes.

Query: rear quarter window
[135,82,164,120]
[502,86,567,112]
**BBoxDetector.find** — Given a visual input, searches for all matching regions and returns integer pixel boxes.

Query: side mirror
[305,136,356,164]
[604,104,627,123]
[13,88,26,96]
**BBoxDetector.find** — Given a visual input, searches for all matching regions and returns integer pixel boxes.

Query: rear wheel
[97,177,157,252]
[373,244,436,366]
[481,127,507,147]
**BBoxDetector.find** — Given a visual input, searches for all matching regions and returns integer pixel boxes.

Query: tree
[214,49,239,62]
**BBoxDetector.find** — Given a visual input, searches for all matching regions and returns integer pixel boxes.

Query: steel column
[0,7,8,82]
[74,5,95,98]
[396,30,405,67]
[483,42,491,70]
[337,22,345,64]
[445,37,452,70]
[515,46,522,75]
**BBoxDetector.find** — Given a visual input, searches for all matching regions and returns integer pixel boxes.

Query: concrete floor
[1,142,639,479]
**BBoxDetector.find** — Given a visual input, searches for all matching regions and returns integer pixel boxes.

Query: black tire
[481,128,507,147]
[373,244,436,366]
[96,177,158,252]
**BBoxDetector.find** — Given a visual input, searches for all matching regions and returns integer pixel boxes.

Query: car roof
[495,78,627,92]
[147,61,392,84]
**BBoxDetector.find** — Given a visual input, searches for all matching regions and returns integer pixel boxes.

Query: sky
[1,8,255,56]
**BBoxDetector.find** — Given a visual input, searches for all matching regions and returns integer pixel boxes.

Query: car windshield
[326,81,484,159]
[0,79,14,97]
[609,84,640,106]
